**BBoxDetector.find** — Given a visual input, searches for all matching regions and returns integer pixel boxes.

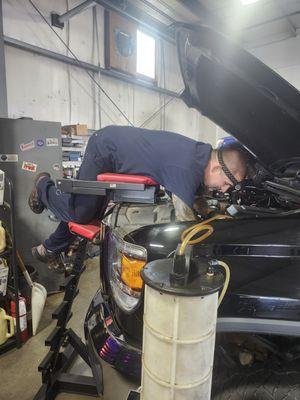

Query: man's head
[204,145,248,193]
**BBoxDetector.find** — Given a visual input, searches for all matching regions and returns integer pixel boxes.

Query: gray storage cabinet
[0,118,65,292]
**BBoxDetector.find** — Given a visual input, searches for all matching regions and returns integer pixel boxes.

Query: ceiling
[127,0,300,48]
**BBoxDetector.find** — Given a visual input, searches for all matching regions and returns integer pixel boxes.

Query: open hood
[177,24,300,173]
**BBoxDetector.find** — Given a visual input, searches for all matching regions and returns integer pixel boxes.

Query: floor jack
[33,173,160,400]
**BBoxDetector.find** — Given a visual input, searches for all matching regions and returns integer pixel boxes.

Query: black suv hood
[177,24,300,173]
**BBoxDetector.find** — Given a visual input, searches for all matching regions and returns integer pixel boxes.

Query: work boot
[32,244,65,273]
[28,172,51,214]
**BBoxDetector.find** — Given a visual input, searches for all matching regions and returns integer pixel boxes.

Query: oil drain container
[140,251,224,400]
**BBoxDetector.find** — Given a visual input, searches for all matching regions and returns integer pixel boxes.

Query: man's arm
[172,194,196,221]
[172,194,211,221]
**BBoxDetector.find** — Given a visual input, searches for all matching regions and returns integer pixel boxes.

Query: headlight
[107,231,147,313]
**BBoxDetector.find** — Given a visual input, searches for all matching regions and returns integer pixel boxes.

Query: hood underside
[177,24,300,173]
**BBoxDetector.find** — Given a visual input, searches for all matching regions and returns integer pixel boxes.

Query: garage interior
[1,1,300,399]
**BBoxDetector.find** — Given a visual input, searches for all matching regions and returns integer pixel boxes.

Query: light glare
[240,0,260,4]
[136,30,156,79]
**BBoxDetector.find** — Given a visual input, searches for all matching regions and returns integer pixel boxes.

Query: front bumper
[84,289,142,381]
[84,287,300,384]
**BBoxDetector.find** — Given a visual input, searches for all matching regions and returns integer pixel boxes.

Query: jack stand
[34,238,103,400]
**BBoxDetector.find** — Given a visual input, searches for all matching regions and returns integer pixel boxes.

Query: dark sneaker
[32,244,56,263]
[32,244,65,274]
[28,172,50,214]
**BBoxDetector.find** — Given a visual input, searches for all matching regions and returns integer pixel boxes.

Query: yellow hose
[178,214,231,255]
[178,214,232,307]
[217,260,230,307]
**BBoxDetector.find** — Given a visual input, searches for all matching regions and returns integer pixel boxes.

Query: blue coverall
[37,126,212,253]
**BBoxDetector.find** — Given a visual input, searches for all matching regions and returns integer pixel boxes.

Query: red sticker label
[20,140,35,152]
[22,161,37,172]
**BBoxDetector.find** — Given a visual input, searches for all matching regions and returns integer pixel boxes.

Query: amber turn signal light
[120,254,146,291]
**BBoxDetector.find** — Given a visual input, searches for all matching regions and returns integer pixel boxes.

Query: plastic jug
[0,307,14,345]
[0,221,6,253]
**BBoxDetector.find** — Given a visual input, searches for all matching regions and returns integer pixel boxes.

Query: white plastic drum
[141,284,218,400]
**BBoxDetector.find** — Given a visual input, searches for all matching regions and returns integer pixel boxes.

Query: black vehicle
[84,24,300,398]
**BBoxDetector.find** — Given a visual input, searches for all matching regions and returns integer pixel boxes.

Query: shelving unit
[61,132,91,178]
[0,176,21,355]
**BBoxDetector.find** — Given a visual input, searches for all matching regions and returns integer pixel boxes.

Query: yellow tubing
[178,214,232,256]
[217,260,230,307]
[178,214,232,307]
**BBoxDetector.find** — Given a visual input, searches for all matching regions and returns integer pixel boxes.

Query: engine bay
[208,160,300,217]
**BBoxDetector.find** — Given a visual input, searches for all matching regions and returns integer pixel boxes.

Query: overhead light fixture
[240,0,260,4]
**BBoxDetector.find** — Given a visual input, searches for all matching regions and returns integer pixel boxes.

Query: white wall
[251,34,300,90]
[2,0,217,144]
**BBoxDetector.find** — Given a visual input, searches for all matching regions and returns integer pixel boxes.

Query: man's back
[92,126,212,207]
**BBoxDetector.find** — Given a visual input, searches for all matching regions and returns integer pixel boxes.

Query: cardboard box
[62,124,88,136]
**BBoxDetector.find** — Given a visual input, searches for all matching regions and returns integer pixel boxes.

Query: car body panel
[85,214,300,379]
[176,24,300,172]
[124,216,300,315]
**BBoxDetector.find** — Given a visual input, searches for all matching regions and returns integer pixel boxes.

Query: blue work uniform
[37,126,212,253]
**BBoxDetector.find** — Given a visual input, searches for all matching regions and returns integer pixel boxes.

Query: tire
[212,359,300,400]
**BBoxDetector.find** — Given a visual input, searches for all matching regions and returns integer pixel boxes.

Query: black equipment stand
[34,176,158,400]
[127,391,140,399]
[34,239,103,399]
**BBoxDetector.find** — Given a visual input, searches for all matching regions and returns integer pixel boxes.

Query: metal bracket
[51,13,65,29]
[51,1,96,29]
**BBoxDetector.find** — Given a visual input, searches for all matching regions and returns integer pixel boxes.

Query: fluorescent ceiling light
[240,0,260,4]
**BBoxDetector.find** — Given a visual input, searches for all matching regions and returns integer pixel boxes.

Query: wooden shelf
[62,147,84,152]
[62,161,81,168]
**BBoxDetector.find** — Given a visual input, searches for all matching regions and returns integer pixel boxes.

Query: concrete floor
[0,258,137,400]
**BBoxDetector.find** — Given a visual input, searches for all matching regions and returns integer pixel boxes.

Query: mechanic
[28,125,248,266]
